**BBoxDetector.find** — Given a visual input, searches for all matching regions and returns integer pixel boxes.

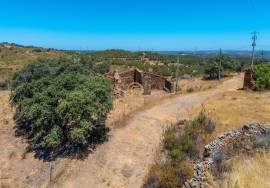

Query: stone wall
[106,68,174,93]
[143,71,169,90]
[185,123,270,188]
[243,68,255,90]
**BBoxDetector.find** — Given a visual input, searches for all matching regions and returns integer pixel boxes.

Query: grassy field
[202,90,270,188]
[203,90,270,138]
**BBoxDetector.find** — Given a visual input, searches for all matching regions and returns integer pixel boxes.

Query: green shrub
[143,112,215,188]
[164,111,215,161]
[10,58,113,158]
[93,62,111,74]
[253,64,270,91]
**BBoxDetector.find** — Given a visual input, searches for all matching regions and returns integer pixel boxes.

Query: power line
[251,31,259,67]
[175,55,180,93]
[219,48,222,80]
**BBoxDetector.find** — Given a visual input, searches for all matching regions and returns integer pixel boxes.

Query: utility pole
[175,55,180,93]
[218,48,222,80]
[251,31,259,68]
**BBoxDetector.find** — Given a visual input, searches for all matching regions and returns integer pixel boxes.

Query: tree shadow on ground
[14,124,111,162]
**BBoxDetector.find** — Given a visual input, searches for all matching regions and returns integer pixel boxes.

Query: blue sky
[0,0,269,50]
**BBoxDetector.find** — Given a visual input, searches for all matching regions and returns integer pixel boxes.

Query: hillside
[0,43,252,83]
[0,43,73,81]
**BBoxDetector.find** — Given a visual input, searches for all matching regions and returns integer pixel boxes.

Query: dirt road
[52,74,243,188]
[0,74,243,188]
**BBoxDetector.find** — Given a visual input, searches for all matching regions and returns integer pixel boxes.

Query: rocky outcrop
[184,123,270,188]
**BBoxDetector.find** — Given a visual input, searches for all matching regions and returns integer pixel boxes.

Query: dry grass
[178,78,220,93]
[200,90,270,188]
[106,90,169,129]
[0,91,14,132]
[219,152,270,188]
[203,90,270,138]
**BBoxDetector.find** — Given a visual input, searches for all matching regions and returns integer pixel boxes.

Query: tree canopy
[253,63,270,91]
[10,58,113,158]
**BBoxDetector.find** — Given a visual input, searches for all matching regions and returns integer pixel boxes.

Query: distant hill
[158,50,270,59]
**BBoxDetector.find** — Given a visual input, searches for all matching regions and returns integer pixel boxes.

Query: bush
[164,111,215,161]
[10,58,113,158]
[143,161,194,188]
[253,64,270,91]
[93,62,111,74]
[143,112,215,188]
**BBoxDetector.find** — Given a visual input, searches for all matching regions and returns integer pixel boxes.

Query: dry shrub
[143,111,216,188]
[143,160,193,188]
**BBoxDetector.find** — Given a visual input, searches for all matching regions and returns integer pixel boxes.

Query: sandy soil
[0,74,243,188]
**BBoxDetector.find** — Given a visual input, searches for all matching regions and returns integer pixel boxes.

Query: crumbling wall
[118,69,135,88]
[106,69,174,93]
[185,123,270,188]
[243,68,255,90]
[143,72,169,90]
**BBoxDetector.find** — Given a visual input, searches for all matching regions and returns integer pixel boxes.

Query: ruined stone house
[105,68,175,93]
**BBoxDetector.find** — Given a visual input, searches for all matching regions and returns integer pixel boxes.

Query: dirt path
[52,74,243,188]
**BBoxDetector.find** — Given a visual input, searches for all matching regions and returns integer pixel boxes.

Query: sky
[0,0,269,51]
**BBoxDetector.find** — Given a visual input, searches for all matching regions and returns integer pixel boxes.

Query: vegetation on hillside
[111,59,204,77]
[143,112,216,188]
[93,62,111,74]
[205,55,242,79]
[0,43,258,83]
[10,58,113,158]
[253,63,270,91]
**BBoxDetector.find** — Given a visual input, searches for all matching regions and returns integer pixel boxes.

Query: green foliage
[10,58,113,158]
[143,112,215,188]
[92,49,143,60]
[93,62,111,74]
[164,112,215,161]
[111,59,204,77]
[253,64,270,91]
[205,60,220,79]
[205,55,242,79]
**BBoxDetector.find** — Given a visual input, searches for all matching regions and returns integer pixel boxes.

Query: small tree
[205,61,219,80]
[11,58,113,158]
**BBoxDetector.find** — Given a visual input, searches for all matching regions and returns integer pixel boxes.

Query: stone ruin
[105,68,174,95]
[184,123,270,188]
[243,68,255,90]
